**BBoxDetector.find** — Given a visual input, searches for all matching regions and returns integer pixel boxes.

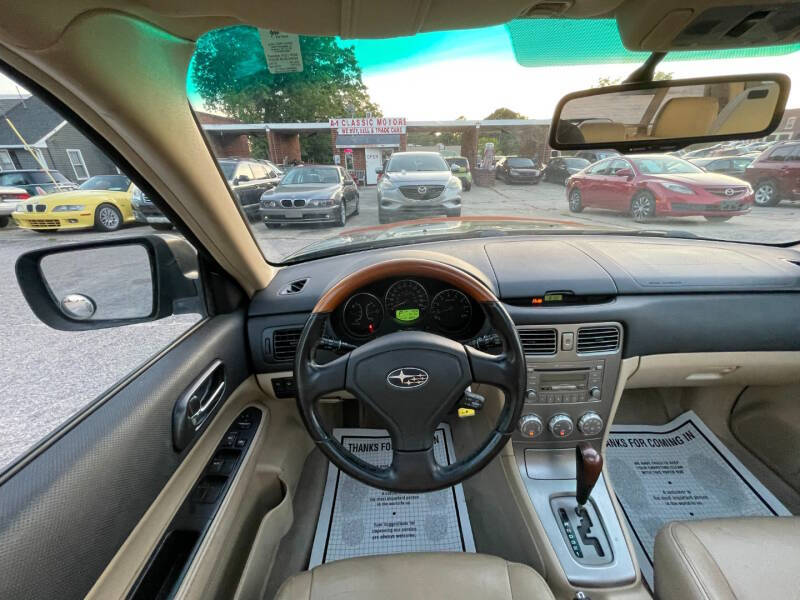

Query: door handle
[173,360,226,451]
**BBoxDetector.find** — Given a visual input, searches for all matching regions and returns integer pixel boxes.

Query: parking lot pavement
[3,182,800,469]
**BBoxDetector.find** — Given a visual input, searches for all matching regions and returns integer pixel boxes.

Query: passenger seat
[654,517,800,599]
[649,96,719,138]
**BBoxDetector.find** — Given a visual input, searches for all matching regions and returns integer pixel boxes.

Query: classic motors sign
[329,117,406,135]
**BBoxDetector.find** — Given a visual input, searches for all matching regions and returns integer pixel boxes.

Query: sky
[2,19,799,123]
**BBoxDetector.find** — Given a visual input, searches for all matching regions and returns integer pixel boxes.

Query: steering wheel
[294,258,526,492]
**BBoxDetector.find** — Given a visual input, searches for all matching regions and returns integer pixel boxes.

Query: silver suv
[377,152,462,223]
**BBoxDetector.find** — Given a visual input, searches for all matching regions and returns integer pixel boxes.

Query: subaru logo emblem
[387,367,429,389]
[725,188,735,196]
[417,186,427,195]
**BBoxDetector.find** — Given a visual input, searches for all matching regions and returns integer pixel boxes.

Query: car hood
[649,172,749,186]
[26,189,128,204]
[266,183,340,198]
[384,171,452,185]
[287,216,624,259]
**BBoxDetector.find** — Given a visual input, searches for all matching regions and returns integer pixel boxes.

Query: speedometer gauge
[343,293,383,337]
[385,279,428,324]
[430,289,472,333]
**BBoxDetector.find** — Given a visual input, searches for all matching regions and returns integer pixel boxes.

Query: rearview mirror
[550,74,789,153]
[16,235,201,330]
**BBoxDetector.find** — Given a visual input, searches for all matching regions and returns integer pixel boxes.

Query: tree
[190,27,381,162]
[592,71,673,88]
[485,107,527,120]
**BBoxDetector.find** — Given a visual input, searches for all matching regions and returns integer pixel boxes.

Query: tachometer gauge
[343,293,383,337]
[430,289,472,333]
[385,279,428,324]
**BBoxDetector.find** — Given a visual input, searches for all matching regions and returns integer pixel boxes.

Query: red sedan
[566,155,754,223]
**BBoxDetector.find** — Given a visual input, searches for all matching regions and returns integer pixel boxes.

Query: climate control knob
[518,414,544,439]
[577,411,604,436]
[525,389,538,402]
[548,414,574,439]
[589,387,602,400]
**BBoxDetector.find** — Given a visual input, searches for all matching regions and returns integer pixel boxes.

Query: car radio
[525,360,605,405]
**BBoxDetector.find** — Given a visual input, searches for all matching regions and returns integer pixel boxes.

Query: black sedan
[542,156,591,185]
[495,156,542,184]
[260,165,359,227]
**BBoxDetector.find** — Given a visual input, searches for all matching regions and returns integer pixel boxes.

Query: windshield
[281,166,340,184]
[630,157,703,175]
[507,158,536,168]
[187,22,800,264]
[78,175,131,191]
[387,154,448,172]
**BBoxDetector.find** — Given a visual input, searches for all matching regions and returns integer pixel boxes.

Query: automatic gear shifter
[576,442,603,506]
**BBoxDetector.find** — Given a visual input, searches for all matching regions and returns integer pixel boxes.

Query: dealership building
[202,116,549,185]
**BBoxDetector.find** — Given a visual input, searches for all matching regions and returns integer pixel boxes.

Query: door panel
[0,312,249,600]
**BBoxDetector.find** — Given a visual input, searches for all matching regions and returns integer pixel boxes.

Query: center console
[511,322,637,588]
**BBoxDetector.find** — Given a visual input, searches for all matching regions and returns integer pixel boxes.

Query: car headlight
[378,177,396,191]
[53,205,85,212]
[262,199,278,208]
[446,176,462,190]
[509,169,519,175]
[660,182,694,195]
[131,186,143,206]
[15,204,26,213]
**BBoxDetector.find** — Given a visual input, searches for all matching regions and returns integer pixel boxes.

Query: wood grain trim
[313,258,496,313]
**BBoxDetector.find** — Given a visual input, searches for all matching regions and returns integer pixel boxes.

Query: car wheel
[378,210,391,224]
[754,179,780,207]
[0,216,8,228]
[464,181,471,191]
[630,191,655,222]
[353,195,360,215]
[704,216,733,222]
[151,223,174,231]
[568,188,584,213]
[335,202,347,227]
[95,203,122,232]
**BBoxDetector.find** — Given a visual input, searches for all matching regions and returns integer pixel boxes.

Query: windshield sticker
[259,30,303,74]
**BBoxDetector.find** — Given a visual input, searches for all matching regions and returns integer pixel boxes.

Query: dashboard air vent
[577,326,620,354]
[517,328,557,355]
[273,328,302,362]
[280,278,309,295]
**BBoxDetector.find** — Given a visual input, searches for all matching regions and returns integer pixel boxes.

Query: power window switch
[561,332,574,351]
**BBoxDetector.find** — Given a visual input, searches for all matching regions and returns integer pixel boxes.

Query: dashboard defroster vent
[517,328,557,355]
[280,278,309,295]
[577,326,620,354]
[273,328,302,362]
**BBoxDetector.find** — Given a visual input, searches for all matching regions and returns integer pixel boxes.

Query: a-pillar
[267,131,302,164]
[460,126,478,169]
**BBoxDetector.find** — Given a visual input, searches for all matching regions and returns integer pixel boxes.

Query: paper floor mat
[608,410,790,589]
[309,423,475,568]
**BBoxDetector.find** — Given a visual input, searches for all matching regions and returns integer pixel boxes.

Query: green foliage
[592,71,673,88]
[190,27,381,161]
[484,107,527,120]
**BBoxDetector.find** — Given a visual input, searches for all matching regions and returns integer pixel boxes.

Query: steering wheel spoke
[465,345,514,391]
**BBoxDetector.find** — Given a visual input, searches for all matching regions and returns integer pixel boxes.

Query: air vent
[279,278,309,295]
[273,328,302,362]
[517,328,557,355]
[577,326,620,354]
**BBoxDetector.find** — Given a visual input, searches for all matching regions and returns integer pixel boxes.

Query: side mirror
[16,235,201,331]
[375,167,384,175]
[450,164,460,173]
[615,168,634,179]
[235,174,250,184]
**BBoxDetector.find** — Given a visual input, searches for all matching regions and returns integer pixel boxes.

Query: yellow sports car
[13,174,136,232]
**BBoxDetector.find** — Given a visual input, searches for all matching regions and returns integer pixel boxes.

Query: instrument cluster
[332,277,485,342]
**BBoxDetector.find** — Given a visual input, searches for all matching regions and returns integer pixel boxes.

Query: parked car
[130,186,173,230]
[542,156,590,184]
[566,154,753,223]
[495,156,542,184]
[13,173,137,232]
[743,141,800,206]
[377,152,461,223]
[0,185,30,227]
[575,149,619,164]
[0,169,76,195]
[220,158,281,220]
[260,165,359,227]
[688,155,758,177]
[681,144,726,160]
[444,156,472,191]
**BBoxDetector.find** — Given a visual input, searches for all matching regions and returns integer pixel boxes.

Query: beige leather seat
[275,552,555,600]
[654,517,800,599]
[650,96,719,138]
[578,121,627,143]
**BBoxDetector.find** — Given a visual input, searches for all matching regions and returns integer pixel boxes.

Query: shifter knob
[576,441,603,506]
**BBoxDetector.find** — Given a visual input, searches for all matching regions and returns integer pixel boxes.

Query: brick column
[460,126,478,170]
[268,131,301,164]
